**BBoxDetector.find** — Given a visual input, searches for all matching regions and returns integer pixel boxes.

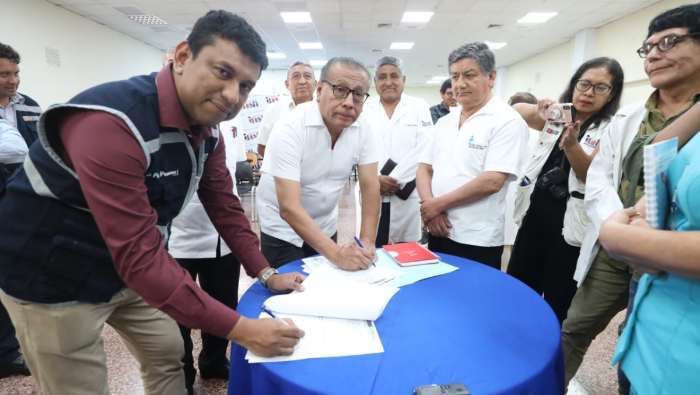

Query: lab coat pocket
[563,194,588,247]
[451,198,489,231]
[513,182,535,227]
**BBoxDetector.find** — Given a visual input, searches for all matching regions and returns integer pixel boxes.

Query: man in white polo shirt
[417,42,529,269]
[257,61,316,157]
[257,57,380,270]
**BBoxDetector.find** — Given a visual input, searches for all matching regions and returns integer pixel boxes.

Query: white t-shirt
[257,101,379,247]
[0,119,28,164]
[168,116,247,259]
[418,96,529,247]
[256,95,297,146]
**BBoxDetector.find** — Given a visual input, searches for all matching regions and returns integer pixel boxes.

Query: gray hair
[320,57,372,90]
[163,46,176,64]
[447,42,496,75]
[374,56,403,75]
[287,61,314,79]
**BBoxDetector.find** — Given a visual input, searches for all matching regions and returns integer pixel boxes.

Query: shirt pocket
[449,198,489,231]
[513,182,535,227]
[562,194,588,247]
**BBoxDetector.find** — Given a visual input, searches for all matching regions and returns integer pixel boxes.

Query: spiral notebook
[643,137,678,229]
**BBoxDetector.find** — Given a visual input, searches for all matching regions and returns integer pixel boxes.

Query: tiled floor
[0,179,625,394]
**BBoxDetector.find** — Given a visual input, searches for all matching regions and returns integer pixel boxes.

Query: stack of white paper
[265,264,400,321]
[245,265,399,363]
[301,255,405,286]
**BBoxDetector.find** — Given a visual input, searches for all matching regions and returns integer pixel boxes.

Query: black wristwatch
[260,267,279,288]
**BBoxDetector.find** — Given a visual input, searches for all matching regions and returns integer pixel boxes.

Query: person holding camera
[507,57,624,325]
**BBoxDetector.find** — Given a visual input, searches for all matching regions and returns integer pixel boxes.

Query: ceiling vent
[371,49,384,53]
[113,6,148,16]
[130,15,168,25]
[44,47,60,68]
[151,26,178,33]
[377,23,392,29]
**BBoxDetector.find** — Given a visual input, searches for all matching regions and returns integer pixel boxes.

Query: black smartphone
[414,383,470,395]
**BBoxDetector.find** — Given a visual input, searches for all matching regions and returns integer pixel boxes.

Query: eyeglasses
[575,79,612,95]
[637,33,700,58]
[322,80,370,103]
[445,92,454,97]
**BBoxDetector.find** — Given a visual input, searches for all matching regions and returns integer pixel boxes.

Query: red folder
[382,242,440,267]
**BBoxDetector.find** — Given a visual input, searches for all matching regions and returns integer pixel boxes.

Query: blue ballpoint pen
[354,236,376,267]
[261,305,289,326]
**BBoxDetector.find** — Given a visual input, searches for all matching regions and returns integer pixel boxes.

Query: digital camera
[547,103,576,124]
[536,167,569,200]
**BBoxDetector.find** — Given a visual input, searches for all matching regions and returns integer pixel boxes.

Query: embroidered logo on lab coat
[583,135,599,147]
[468,135,487,150]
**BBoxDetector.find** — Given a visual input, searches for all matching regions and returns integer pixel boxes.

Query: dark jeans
[428,235,503,270]
[507,187,580,325]
[375,202,391,248]
[176,252,241,387]
[0,302,20,364]
[617,279,639,395]
[261,232,337,269]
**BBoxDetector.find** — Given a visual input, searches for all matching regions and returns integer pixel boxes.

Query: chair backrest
[235,161,254,182]
[246,152,259,169]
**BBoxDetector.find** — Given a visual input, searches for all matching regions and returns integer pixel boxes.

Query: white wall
[595,0,697,106]
[502,0,697,108]
[251,69,443,107]
[503,40,574,103]
[3,0,163,108]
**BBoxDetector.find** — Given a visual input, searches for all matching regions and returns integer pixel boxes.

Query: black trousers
[261,232,337,269]
[0,302,20,364]
[375,202,391,248]
[176,251,241,386]
[506,187,580,325]
[428,235,503,270]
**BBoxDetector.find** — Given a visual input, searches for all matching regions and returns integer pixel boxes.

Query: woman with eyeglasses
[507,57,625,324]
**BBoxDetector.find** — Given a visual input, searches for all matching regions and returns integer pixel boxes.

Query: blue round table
[228,253,564,395]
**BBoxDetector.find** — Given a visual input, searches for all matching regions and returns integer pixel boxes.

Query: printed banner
[238,94,281,153]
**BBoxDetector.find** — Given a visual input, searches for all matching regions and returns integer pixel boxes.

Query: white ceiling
[46,0,661,86]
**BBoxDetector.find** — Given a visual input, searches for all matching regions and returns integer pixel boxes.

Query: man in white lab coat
[363,56,433,247]
[168,115,247,394]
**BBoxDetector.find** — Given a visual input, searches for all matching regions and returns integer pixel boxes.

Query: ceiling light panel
[401,12,434,23]
[517,12,557,24]
[485,42,507,49]
[299,42,323,49]
[281,12,312,23]
[390,42,414,50]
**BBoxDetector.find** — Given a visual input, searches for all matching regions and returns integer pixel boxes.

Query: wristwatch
[260,267,279,288]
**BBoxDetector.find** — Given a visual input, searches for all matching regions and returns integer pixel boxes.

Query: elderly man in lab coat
[363,56,433,247]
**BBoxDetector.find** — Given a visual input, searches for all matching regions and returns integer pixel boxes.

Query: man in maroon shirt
[0,11,304,395]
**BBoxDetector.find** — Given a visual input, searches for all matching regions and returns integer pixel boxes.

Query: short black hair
[440,79,451,94]
[647,4,700,41]
[188,11,268,71]
[0,43,20,64]
[559,57,624,134]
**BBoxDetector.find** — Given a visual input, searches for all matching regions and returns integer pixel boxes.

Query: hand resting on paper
[335,243,374,271]
[227,316,305,357]
[266,272,307,294]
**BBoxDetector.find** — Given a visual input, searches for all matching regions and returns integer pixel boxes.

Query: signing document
[246,265,399,363]
[301,255,405,285]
